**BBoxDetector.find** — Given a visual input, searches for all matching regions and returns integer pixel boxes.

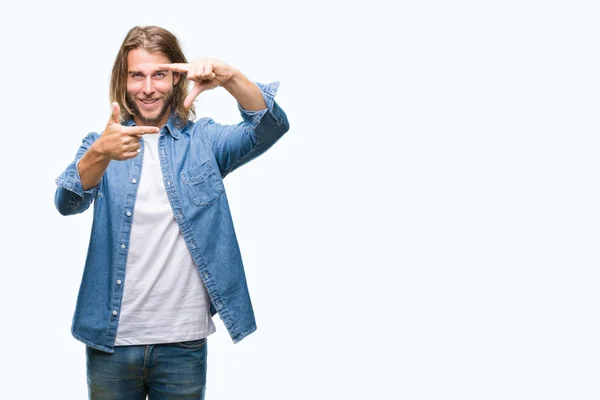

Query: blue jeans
[86,338,208,399]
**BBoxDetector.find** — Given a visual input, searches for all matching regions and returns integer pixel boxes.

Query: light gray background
[1,0,599,399]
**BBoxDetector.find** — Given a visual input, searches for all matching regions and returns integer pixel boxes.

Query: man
[54,25,289,399]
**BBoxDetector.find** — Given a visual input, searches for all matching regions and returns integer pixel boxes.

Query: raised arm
[159,58,266,110]
[160,59,289,177]
[78,103,159,190]
[54,103,159,215]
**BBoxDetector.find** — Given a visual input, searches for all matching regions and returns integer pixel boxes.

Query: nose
[143,76,155,95]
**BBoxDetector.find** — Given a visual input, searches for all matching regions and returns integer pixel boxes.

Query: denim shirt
[55,82,289,353]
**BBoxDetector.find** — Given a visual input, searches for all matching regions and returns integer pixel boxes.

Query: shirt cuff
[55,159,100,198]
[238,81,286,129]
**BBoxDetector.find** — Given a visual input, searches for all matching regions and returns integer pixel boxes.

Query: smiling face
[126,48,180,127]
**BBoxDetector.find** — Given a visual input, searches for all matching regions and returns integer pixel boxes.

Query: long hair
[109,26,195,128]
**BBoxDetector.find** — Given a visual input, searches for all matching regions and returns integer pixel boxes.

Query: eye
[130,73,143,80]
[155,72,166,78]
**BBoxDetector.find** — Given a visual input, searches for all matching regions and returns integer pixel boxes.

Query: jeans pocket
[172,337,207,349]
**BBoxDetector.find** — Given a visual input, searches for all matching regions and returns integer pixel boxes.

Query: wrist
[221,68,243,92]
[90,138,110,162]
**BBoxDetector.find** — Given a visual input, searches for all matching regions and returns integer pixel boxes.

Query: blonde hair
[109,26,195,128]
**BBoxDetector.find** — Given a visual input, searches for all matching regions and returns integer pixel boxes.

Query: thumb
[184,83,204,109]
[109,102,121,124]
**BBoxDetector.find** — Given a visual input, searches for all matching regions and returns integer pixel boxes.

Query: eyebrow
[128,70,169,75]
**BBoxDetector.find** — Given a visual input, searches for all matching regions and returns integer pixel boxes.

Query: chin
[139,105,163,122]
[141,112,161,122]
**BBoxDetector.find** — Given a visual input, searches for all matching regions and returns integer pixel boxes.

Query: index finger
[125,126,160,136]
[158,63,190,74]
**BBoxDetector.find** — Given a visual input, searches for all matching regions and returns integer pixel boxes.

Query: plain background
[1,0,599,398]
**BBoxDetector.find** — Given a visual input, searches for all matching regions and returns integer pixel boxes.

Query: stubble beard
[127,90,175,125]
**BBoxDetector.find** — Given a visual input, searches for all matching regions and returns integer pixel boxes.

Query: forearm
[208,81,289,177]
[78,141,111,191]
[222,71,267,111]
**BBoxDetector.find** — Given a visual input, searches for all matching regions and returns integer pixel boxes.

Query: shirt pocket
[181,160,225,207]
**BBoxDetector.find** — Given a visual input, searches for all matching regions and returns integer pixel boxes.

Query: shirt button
[203,272,209,279]
[121,244,126,249]
[126,211,132,217]
[112,310,118,316]
[117,280,122,285]
[132,179,137,184]
[167,180,171,186]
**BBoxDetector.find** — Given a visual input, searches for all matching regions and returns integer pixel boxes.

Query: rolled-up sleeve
[54,132,101,216]
[201,81,290,177]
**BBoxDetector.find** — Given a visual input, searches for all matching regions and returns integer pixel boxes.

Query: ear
[173,72,181,86]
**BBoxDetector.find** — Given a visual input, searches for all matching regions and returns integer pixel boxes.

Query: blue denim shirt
[55,82,289,353]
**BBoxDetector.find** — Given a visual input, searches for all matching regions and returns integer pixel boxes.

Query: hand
[97,103,159,161]
[159,58,238,108]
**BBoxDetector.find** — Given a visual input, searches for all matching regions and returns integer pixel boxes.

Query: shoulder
[186,117,219,136]
[81,132,101,144]
[194,117,217,128]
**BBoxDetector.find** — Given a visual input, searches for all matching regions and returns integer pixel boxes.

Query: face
[126,48,180,127]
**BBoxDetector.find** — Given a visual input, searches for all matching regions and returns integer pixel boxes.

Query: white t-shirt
[115,132,216,345]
